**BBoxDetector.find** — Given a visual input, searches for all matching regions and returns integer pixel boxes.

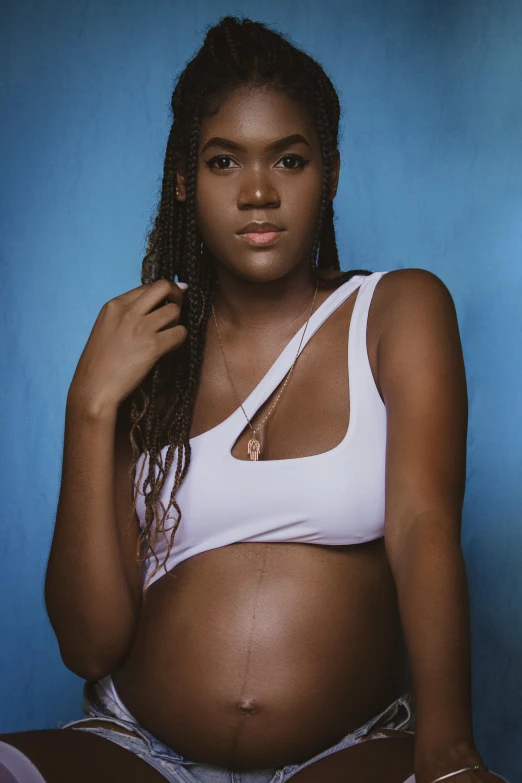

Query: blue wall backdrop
[1,0,520,779]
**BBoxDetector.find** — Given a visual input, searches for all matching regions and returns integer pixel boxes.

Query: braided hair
[127,16,373,593]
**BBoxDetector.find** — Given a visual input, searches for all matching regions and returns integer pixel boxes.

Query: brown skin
[102,85,414,767]
[178,84,341,335]
[110,86,414,769]
[0,87,495,782]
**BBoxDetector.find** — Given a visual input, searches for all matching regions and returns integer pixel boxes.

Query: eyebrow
[200,133,311,155]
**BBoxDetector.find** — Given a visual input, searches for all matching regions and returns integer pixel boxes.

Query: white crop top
[134,271,388,589]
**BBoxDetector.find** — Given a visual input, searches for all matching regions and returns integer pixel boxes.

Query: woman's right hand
[68,280,189,414]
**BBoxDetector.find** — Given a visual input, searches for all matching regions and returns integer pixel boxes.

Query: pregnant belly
[113,541,408,769]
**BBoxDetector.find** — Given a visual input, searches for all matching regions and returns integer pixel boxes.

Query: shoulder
[371,267,458,347]
[374,267,456,313]
[371,267,466,408]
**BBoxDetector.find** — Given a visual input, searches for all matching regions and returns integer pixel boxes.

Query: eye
[205,155,240,170]
[275,154,310,170]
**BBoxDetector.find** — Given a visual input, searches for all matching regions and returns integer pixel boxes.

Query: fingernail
[177,282,188,290]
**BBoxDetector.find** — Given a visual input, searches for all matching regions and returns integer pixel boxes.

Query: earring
[176,187,180,198]
[197,289,207,329]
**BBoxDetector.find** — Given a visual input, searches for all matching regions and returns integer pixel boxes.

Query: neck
[211,265,320,337]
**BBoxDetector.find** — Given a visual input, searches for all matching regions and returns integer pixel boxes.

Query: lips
[238,221,284,234]
[239,231,282,245]
[237,222,285,246]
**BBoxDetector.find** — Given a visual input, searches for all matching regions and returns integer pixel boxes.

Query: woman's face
[177,85,339,285]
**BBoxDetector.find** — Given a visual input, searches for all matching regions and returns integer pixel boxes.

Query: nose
[237,174,280,210]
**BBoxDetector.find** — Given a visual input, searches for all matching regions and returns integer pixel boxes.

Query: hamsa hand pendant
[247,435,261,461]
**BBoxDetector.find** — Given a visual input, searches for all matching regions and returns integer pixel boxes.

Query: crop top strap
[348,271,388,415]
[220,274,367,447]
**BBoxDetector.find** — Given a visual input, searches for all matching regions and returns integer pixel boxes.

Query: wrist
[67,386,119,422]
[414,740,484,783]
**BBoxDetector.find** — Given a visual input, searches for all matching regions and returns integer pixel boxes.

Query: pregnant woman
[0,15,510,783]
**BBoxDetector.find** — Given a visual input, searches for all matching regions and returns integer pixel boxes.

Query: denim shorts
[59,678,416,782]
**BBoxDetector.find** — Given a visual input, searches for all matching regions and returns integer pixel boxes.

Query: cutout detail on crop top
[134,271,388,590]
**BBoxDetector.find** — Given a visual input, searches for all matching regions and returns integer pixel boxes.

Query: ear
[175,155,187,202]
[176,171,187,202]
[328,149,340,200]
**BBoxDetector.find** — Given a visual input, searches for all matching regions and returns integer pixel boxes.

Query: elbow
[60,650,121,682]
[46,601,139,682]
[58,636,133,682]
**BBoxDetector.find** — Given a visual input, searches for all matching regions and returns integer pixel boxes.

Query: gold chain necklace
[212,280,319,461]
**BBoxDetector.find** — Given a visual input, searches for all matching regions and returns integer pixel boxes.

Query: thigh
[0,727,170,783]
[287,735,415,783]
[65,718,140,738]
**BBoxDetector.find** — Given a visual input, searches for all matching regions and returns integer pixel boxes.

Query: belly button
[237,696,258,714]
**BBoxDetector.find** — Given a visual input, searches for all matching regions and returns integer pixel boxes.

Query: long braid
[310,92,333,270]
[318,201,339,270]
[127,16,373,594]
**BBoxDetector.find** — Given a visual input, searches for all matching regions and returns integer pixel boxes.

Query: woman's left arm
[377,268,497,783]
